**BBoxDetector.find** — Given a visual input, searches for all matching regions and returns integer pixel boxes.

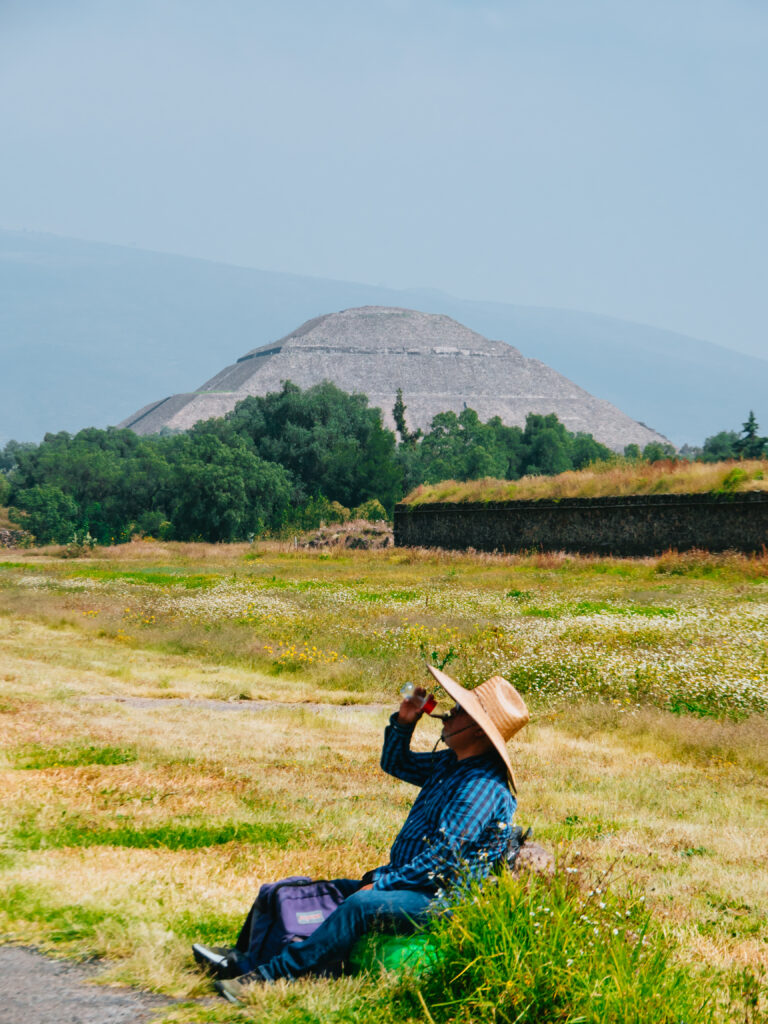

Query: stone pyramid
[119,306,666,450]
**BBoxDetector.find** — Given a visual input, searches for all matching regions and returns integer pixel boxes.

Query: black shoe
[215,969,270,1006]
[191,943,242,978]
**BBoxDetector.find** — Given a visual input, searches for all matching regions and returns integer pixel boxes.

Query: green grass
[359,589,420,603]
[1,880,246,955]
[521,604,563,618]
[570,599,677,617]
[63,567,219,589]
[1,882,126,949]
[11,818,298,852]
[170,908,248,946]
[12,743,138,769]
[410,870,719,1024]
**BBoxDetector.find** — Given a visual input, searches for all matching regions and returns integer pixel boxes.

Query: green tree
[641,441,677,463]
[8,427,173,544]
[735,411,767,459]
[223,381,402,511]
[400,408,611,489]
[9,485,81,544]
[0,440,36,474]
[700,430,739,463]
[395,440,427,495]
[166,433,292,541]
[677,444,702,461]
[486,417,527,479]
[700,430,741,462]
[569,432,613,471]
[522,414,572,476]
[525,429,570,476]
[392,389,421,446]
[410,409,510,484]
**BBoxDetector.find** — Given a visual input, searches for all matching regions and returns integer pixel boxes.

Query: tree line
[673,410,768,462]
[0,383,765,545]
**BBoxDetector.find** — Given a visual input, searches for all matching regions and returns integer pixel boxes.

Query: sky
[1,0,766,360]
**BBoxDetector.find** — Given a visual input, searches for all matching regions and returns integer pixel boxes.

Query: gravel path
[0,948,173,1024]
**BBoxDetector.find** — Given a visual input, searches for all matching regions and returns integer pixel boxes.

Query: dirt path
[0,948,173,1024]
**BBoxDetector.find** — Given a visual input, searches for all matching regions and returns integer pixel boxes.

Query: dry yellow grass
[2,622,767,984]
[1,544,767,1020]
[402,458,768,504]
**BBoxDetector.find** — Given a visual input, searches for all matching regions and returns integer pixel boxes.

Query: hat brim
[427,665,518,792]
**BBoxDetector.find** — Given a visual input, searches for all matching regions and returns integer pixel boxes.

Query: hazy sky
[1,0,766,359]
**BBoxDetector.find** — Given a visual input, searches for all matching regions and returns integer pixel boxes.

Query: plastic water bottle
[400,681,437,715]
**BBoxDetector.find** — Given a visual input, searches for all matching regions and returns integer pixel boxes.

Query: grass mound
[401,458,768,505]
[412,870,714,1024]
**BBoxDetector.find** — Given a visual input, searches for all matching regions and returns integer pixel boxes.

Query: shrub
[60,531,96,559]
[134,510,173,539]
[287,495,350,531]
[328,500,351,523]
[352,498,388,522]
[411,869,715,1024]
[716,467,749,493]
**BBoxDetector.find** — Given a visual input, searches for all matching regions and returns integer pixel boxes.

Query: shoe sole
[214,981,244,1006]
[192,944,230,971]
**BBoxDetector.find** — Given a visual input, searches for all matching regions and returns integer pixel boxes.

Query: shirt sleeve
[380,712,439,787]
[373,772,516,893]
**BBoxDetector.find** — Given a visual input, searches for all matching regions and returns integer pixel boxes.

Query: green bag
[349,931,441,974]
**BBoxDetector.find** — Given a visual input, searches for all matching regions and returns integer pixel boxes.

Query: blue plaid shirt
[372,713,517,894]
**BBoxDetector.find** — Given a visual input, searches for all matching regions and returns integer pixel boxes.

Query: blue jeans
[254,880,434,981]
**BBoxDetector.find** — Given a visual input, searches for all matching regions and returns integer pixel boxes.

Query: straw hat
[427,666,529,792]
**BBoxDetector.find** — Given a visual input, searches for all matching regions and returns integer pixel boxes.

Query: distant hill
[120,306,666,451]
[1,229,766,445]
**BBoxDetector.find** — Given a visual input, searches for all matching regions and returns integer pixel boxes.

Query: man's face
[440,703,481,750]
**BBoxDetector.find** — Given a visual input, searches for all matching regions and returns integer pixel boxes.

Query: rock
[297,519,394,551]
[513,840,556,876]
[0,527,28,548]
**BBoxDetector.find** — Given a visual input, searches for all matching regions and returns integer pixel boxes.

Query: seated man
[196,667,529,1005]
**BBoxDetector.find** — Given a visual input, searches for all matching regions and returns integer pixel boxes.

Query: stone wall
[394,492,768,556]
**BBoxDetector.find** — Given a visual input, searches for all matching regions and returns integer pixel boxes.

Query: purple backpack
[236,876,350,965]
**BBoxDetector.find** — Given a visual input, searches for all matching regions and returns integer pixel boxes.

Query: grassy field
[1,539,767,1022]
[402,457,768,504]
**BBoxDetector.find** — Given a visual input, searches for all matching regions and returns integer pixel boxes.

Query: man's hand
[397,686,427,726]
